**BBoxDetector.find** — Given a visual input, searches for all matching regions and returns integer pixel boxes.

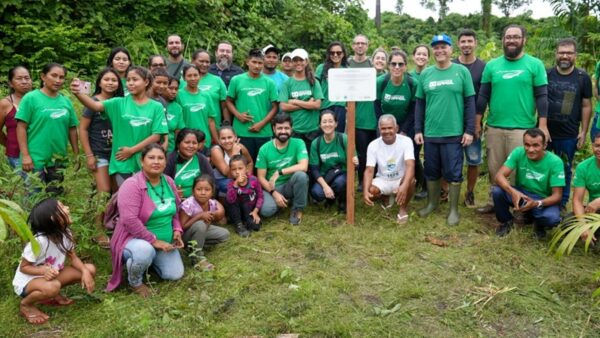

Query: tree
[395,0,404,14]
[494,0,532,17]
[481,0,492,36]
[420,0,452,20]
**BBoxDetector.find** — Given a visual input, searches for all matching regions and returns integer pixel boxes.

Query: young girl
[148,68,173,151]
[225,154,263,237]
[162,76,184,153]
[106,47,132,95]
[13,199,96,325]
[71,66,167,187]
[211,126,254,194]
[179,174,230,271]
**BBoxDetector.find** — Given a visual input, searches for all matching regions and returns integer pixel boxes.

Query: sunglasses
[390,62,405,68]
[329,51,343,56]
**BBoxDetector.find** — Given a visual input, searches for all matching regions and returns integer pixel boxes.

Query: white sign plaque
[328,68,377,102]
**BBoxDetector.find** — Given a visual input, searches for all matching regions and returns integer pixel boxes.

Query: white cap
[262,44,280,55]
[281,52,292,61]
[290,48,309,60]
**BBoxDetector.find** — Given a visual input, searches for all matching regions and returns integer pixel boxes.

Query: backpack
[103,192,119,231]
[379,72,415,98]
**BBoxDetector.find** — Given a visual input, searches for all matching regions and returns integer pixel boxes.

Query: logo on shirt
[428,80,454,89]
[199,85,212,91]
[123,114,152,127]
[47,108,68,119]
[524,169,545,181]
[156,198,173,212]
[180,169,199,181]
[189,104,206,112]
[384,94,406,101]
[247,88,266,97]
[500,70,524,80]
[291,90,312,98]
[320,152,339,161]
[166,113,175,121]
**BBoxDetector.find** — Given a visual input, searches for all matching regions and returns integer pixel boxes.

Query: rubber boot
[447,183,461,226]
[418,180,441,217]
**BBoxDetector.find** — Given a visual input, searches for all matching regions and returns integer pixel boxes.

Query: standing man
[492,129,564,239]
[348,34,377,191]
[262,45,289,92]
[546,38,593,208]
[476,24,549,214]
[166,35,189,80]
[414,34,475,226]
[363,114,415,224]
[209,41,244,88]
[451,29,486,208]
[256,113,309,225]
[281,53,294,77]
[226,49,279,162]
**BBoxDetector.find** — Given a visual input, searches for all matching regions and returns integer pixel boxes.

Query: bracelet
[278,169,284,176]
[86,154,94,158]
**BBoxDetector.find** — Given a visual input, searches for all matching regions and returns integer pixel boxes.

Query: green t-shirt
[121,78,130,96]
[481,54,548,129]
[255,138,308,185]
[416,63,475,137]
[504,146,565,197]
[279,78,324,133]
[16,89,79,170]
[315,63,346,109]
[309,133,348,176]
[176,88,217,145]
[227,73,278,138]
[174,156,201,199]
[595,61,600,114]
[376,74,416,123]
[198,74,227,127]
[573,157,600,202]
[166,102,185,153]
[103,96,167,175]
[145,176,176,243]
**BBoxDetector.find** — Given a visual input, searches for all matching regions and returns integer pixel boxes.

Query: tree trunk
[481,0,492,37]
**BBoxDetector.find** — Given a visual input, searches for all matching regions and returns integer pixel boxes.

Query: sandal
[194,258,214,272]
[93,235,111,249]
[396,213,409,224]
[20,306,48,325]
[39,294,74,306]
[131,284,152,298]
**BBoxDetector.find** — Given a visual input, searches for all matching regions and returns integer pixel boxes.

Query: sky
[363,0,555,20]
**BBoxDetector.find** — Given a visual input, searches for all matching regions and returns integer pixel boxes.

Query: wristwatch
[536,200,544,209]
[278,169,284,176]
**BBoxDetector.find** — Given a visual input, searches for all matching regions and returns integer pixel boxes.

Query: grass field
[1,164,600,337]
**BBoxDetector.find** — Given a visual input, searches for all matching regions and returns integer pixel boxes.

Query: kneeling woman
[106,144,184,297]
[309,110,358,212]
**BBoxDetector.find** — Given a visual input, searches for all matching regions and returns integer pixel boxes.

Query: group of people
[4,24,600,324]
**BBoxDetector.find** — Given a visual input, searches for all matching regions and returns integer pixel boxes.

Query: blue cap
[431,34,452,46]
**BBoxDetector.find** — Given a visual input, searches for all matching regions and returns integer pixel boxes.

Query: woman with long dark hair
[0,66,32,168]
[315,41,348,132]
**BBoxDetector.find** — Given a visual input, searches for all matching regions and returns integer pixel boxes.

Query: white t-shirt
[366,135,415,181]
[13,234,74,295]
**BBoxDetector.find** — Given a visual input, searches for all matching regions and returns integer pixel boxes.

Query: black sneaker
[338,200,346,214]
[235,223,250,238]
[533,223,546,240]
[464,191,475,208]
[496,221,513,237]
[246,220,261,232]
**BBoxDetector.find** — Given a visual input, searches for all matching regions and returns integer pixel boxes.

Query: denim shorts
[464,138,483,166]
[96,157,110,168]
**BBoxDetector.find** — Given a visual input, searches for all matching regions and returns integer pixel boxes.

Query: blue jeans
[547,137,577,207]
[216,177,232,194]
[122,239,184,287]
[492,186,561,228]
[310,172,347,202]
[591,112,599,142]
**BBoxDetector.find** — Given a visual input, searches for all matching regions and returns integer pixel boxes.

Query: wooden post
[346,101,356,225]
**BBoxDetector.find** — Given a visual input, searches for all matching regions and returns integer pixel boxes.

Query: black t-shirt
[452,57,486,99]
[547,67,593,138]
[208,63,244,88]
[82,97,112,159]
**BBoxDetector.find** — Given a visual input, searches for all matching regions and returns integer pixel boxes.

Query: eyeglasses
[329,51,343,56]
[390,62,405,68]
[353,42,367,45]
[557,51,575,56]
[504,35,523,41]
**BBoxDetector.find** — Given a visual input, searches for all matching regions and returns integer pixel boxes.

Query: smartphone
[81,81,92,95]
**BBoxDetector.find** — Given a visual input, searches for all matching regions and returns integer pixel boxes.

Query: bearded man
[209,41,244,88]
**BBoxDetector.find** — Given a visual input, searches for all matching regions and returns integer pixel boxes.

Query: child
[13,199,96,325]
[179,174,230,271]
[225,154,263,237]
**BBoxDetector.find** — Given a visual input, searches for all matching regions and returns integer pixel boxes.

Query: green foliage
[549,214,600,257]
[494,0,532,17]
[0,199,39,255]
